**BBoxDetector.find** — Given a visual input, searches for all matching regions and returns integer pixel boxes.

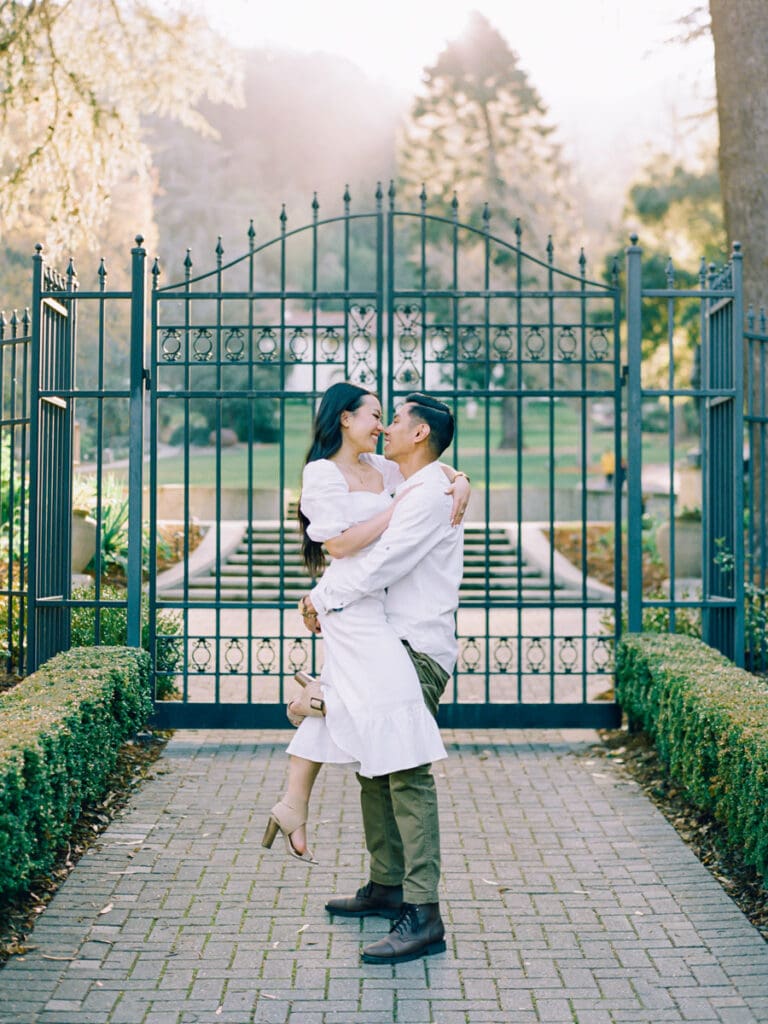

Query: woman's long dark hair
[298,381,374,577]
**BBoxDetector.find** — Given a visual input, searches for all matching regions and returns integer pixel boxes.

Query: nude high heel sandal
[290,671,326,718]
[261,798,316,863]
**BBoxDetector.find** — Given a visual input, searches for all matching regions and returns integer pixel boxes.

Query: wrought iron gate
[146,190,624,728]
[16,190,750,728]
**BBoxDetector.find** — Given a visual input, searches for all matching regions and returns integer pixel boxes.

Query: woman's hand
[445,474,470,526]
[298,594,322,634]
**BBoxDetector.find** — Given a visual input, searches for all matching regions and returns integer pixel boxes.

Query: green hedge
[0,646,151,902]
[617,633,768,881]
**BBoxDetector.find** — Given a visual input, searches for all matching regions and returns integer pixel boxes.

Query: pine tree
[396,12,578,447]
[398,11,573,252]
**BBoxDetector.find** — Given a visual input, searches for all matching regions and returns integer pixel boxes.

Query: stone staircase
[157,521,584,605]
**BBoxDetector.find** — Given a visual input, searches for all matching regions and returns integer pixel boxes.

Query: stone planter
[71,510,98,573]
[656,517,702,578]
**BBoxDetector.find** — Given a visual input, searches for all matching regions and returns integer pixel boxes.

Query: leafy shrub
[0,646,151,901]
[617,633,768,881]
[71,584,182,699]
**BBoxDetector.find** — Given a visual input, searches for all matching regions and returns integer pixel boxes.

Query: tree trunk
[499,395,519,449]
[710,0,768,308]
[710,0,768,622]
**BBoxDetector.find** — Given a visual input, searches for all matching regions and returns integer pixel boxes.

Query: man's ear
[413,421,431,445]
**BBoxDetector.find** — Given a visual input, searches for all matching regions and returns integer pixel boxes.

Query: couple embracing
[261,382,468,965]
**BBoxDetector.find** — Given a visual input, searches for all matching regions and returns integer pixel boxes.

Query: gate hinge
[142,368,151,389]
[621,364,629,386]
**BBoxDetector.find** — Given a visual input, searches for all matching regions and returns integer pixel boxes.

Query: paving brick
[1,729,768,1023]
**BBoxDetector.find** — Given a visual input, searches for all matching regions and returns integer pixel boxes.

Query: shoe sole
[325,904,401,919]
[361,939,447,964]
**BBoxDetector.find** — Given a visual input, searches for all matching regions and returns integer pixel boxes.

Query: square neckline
[324,456,389,496]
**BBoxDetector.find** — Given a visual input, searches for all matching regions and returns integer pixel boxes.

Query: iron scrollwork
[394,305,421,386]
[348,305,377,384]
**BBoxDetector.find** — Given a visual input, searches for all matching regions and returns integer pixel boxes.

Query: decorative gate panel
[149,192,623,729]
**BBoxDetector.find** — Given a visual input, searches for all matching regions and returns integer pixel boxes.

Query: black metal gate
[147,190,623,728]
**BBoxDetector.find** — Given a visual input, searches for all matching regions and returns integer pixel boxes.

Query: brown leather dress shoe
[325,881,403,919]
[361,902,446,964]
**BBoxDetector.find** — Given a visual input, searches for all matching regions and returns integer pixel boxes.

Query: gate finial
[579,247,586,278]
[312,192,319,220]
[665,256,675,287]
[451,192,459,221]
[546,235,553,264]
[280,204,287,231]
[388,180,396,210]
[184,249,193,283]
[343,185,351,212]
[419,184,427,211]
[98,258,107,291]
[151,258,161,287]
[482,203,490,231]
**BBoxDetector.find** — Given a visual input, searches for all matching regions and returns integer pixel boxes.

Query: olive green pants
[356,643,449,905]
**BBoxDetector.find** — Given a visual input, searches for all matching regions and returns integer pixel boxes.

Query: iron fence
[0,307,31,675]
[745,305,768,673]
[625,238,744,663]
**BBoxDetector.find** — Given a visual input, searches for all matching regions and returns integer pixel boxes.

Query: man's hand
[445,473,470,527]
[298,594,322,634]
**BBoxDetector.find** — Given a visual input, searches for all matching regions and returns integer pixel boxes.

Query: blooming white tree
[0,0,243,254]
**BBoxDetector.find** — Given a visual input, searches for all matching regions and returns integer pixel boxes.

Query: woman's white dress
[286,453,446,778]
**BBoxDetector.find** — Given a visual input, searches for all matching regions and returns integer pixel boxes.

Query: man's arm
[309,486,449,616]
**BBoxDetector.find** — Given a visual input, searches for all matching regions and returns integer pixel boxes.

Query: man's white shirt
[309,460,464,673]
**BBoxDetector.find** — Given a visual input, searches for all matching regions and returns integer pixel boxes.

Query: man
[297,393,465,965]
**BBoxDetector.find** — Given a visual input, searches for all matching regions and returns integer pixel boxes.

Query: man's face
[383,403,421,460]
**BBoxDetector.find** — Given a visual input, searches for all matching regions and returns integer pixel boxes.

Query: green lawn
[148,401,681,491]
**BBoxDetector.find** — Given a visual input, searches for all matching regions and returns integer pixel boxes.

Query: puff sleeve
[299,460,353,543]
[363,453,404,494]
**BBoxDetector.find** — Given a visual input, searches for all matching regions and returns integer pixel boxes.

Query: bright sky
[189,0,715,199]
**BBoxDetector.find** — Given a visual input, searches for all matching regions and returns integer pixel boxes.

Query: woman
[262,381,468,861]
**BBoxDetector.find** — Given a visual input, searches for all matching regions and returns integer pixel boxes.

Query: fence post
[126,237,146,648]
[625,235,644,633]
[731,243,745,666]
[26,247,44,671]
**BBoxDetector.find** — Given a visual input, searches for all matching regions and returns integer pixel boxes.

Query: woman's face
[342,394,383,452]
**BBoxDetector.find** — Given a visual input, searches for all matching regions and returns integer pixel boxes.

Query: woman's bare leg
[282,755,321,854]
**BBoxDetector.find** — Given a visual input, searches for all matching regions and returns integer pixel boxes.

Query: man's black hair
[403,392,454,456]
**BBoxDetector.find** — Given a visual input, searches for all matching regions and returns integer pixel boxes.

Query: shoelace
[390,903,420,935]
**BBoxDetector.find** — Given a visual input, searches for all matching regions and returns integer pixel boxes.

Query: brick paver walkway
[2,729,767,1024]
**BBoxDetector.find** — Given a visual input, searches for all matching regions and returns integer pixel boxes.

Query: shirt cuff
[310,584,333,616]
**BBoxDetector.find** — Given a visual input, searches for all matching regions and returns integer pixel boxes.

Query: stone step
[161,521,572,605]
[158,587,569,603]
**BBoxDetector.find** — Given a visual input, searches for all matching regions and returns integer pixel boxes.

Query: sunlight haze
[191,0,715,183]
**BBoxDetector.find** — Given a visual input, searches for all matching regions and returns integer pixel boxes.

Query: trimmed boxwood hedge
[0,646,151,902]
[617,633,768,882]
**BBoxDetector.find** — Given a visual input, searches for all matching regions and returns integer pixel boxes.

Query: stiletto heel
[294,670,318,688]
[291,672,326,717]
[261,799,316,863]
[261,816,280,849]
